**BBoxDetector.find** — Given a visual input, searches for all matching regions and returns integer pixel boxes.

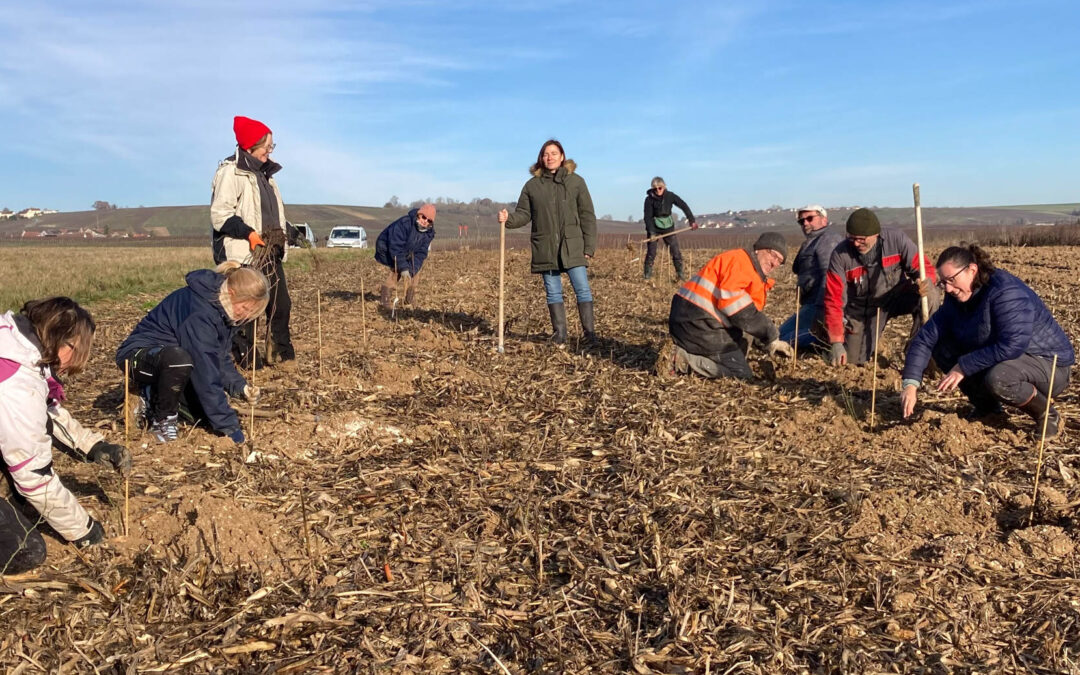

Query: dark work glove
[73,518,105,548]
[88,441,133,475]
[264,228,287,255]
[286,222,301,247]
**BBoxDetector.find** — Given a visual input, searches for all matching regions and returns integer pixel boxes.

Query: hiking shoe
[150,415,179,443]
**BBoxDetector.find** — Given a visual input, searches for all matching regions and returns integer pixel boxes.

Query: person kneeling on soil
[900,244,1075,437]
[0,298,131,573]
[116,262,269,444]
[664,232,793,379]
[375,203,436,309]
[824,208,940,366]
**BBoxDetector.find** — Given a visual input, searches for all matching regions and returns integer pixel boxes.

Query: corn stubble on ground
[10,245,1080,672]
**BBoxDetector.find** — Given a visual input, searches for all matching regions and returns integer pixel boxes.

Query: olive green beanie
[846,208,881,237]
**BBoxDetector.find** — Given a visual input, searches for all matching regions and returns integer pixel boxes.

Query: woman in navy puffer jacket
[901,244,1074,437]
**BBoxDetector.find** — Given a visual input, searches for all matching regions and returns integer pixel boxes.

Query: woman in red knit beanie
[209,116,296,368]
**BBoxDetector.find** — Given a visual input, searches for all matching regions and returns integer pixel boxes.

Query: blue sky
[1,0,1077,218]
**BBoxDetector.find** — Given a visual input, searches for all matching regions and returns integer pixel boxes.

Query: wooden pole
[360,272,368,352]
[123,359,130,537]
[913,183,930,322]
[792,287,800,367]
[250,319,256,439]
[870,308,881,431]
[641,226,694,244]
[497,220,506,354]
[1030,354,1060,526]
[317,290,323,377]
[123,360,130,441]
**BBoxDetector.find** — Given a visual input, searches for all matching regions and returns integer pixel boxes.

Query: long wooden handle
[913,183,929,322]
[497,222,506,353]
[641,226,694,244]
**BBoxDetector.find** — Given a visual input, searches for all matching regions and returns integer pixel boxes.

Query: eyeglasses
[937,265,972,288]
[797,215,817,224]
[847,234,872,244]
[418,214,434,225]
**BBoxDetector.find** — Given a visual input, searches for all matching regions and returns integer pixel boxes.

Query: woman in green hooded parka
[499,139,597,344]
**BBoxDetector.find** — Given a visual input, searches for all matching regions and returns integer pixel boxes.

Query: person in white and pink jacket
[0,297,130,573]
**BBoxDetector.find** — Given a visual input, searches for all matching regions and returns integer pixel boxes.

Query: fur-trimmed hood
[530,158,577,178]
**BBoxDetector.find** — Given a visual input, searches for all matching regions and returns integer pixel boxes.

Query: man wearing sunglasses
[778,204,843,352]
[375,203,437,309]
[823,208,939,366]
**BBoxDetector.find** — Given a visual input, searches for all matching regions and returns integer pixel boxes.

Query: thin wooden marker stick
[1030,354,1060,526]
[123,360,130,441]
[249,319,256,439]
[299,485,316,587]
[123,359,130,537]
[497,219,506,353]
[870,308,881,431]
[792,287,801,367]
[913,183,930,322]
[360,272,368,352]
[317,290,323,378]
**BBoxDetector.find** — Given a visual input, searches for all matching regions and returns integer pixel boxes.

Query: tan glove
[767,339,793,359]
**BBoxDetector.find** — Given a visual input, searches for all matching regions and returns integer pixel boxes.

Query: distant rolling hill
[1,202,1076,240]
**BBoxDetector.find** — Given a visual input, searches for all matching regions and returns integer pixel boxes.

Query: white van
[326,225,368,249]
[290,223,317,248]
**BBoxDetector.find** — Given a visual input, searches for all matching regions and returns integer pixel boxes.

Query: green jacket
[504,160,597,273]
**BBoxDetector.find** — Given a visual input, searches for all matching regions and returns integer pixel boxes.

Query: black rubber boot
[643,264,653,280]
[380,284,393,310]
[1019,390,1061,439]
[578,301,595,341]
[547,303,567,345]
[404,286,416,306]
[674,260,686,281]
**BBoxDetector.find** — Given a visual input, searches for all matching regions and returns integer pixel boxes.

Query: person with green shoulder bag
[643,176,698,281]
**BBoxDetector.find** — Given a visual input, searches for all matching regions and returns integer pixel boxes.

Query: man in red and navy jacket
[823,208,939,366]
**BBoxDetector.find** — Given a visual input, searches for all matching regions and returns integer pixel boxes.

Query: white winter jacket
[210,150,288,265]
[0,311,101,541]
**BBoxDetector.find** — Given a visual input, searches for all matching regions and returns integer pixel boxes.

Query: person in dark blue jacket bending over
[116,261,269,444]
[375,203,436,309]
[901,244,1074,438]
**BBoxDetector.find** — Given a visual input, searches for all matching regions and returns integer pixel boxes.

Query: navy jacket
[903,269,1075,383]
[116,270,247,435]
[375,209,435,275]
[792,226,844,309]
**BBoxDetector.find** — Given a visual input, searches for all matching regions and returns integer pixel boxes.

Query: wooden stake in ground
[497,219,506,354]
[792,287,801,367]
[869,308,881,431]
[249,319,257,439]
[1030,354,1059,526]
[913,183,930,322]
[123,360,130,442]
[123,359,130,537]
[360,272,368,352]
[317,290,324,378]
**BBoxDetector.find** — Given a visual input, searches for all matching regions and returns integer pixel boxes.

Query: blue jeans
[778,304,825,349]
[542,267,592,304]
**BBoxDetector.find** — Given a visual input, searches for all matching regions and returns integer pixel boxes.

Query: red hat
[233,116,271,151]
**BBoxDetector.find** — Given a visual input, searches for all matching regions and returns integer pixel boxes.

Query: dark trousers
[962,354,1071,409]
[126,346,194,421]
[677,345,754,380]
[843,284,941,365]
[233,256,294,365]
[645,235,683,269]
[0,496,46,575]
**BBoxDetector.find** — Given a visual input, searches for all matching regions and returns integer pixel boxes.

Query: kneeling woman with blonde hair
[116,261,269,444]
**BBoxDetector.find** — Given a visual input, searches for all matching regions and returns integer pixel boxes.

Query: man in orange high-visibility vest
[666,232,793,379]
